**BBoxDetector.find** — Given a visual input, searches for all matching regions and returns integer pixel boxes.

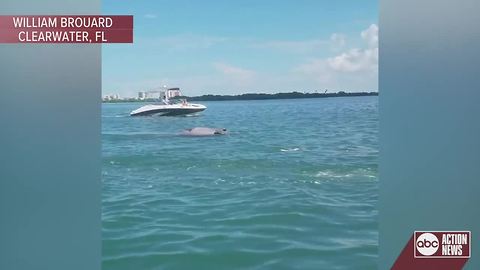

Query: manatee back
[182,127,227,136]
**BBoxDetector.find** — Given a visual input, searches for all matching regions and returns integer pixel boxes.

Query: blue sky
[102,0,378,97]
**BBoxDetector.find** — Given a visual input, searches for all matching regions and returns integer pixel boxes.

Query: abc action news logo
[414,231,471,258]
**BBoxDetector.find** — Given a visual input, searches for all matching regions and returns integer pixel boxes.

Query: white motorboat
[130,102,206,116]
[130,87,206,116]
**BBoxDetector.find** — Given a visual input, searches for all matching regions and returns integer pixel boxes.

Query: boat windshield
[159,98,187,105]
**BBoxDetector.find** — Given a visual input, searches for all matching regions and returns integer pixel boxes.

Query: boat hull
[130,103,206,116]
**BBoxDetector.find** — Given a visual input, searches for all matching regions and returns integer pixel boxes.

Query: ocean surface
[102,96,379,270]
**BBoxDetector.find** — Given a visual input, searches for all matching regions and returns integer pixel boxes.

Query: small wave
[315,168,377,180]
[186,166,196,171]
[181,113,202,117]
[280,147,300,152]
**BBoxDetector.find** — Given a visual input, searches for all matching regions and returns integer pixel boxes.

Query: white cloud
[293,24,378,90]
[327,24,378,73]
[330,33,346,49]
[361,24,378,48]
[213,62,256,87]
[328,47,378,72]
[293,59,333,84]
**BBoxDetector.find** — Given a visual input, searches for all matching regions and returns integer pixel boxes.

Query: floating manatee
[181,127,227,136]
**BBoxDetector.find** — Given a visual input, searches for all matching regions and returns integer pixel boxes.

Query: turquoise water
[102,97,379,270]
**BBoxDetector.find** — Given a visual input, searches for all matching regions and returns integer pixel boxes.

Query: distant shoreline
[103,91,378,103]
